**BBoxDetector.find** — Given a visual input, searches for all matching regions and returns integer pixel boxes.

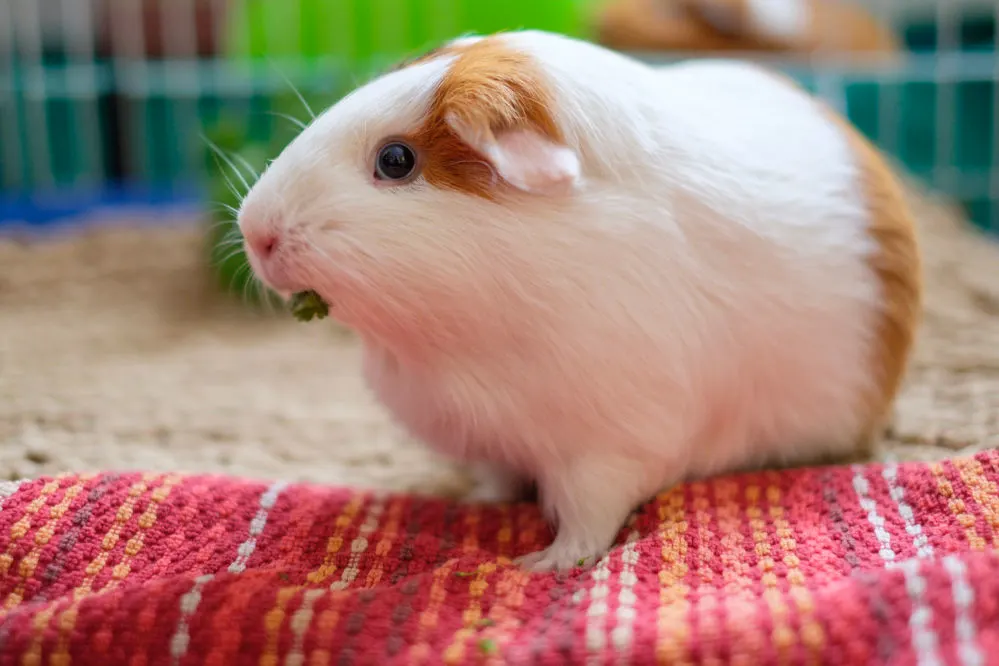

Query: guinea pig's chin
[245,255,297,300]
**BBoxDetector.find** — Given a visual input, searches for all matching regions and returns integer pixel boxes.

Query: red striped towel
[0,452,997,665]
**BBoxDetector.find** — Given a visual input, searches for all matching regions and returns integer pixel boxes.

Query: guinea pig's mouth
[241,235,334,310]
[260,278,306,304]
[243,253,301,302]
[253,269,326,310]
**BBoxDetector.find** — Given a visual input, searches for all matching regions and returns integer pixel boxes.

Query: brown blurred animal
[595,0,899,59]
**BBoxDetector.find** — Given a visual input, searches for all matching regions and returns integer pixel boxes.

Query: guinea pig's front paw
[512,453,655,573]
[514,544,604,573]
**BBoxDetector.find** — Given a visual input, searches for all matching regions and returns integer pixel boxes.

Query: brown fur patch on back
[749,67,920,452]
[401,37,564,199]
[828,115,922,449]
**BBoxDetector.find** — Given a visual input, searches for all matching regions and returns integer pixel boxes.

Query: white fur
[744,0,811,42]
[239,31,887,571]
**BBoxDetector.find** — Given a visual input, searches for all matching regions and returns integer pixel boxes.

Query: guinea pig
[596,0,899,59]
[237,30,922,572]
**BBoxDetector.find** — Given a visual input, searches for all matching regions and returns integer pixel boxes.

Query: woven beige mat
[0,182,996,492]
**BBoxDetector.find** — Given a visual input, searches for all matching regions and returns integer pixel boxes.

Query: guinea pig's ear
[430,39,583,196]
[445,112,582,197]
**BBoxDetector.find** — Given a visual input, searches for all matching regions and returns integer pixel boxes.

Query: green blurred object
[225,0,601,68]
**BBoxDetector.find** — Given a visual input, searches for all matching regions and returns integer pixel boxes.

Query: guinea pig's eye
[374,141,418,182]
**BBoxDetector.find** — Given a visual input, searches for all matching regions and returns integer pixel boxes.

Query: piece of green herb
[476,618,496,628]
[577,558,586,567]
[453,571,475,578]
[478,638,498,655]
[289,290,329,322]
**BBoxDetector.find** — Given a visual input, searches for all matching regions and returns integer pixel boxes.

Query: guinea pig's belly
[359,263,882,478]
[360,344,501,462]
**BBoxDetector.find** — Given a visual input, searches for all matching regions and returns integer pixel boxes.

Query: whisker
[206,215,239,232]
[214,237,246,253]
[210,153,246,205]
[213,251,246,272]
[257,279,281,317]
[253,279,268,316]
[268,57,316,120]
[213,228,244,249]
[218,228,244,249]
[221,223,242,239]
[202,134,252,194]
[236,264,254,306]
[226,259,247,295]
[205,206,238,219]
[266,110,308,132]
[231,152,260,182]
[214,245,247,268]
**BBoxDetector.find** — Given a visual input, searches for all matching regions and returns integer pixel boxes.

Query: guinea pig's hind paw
[514,546,600,573]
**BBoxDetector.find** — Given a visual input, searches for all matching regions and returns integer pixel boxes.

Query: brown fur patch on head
[400,37,564,199]
[390,41,468,72]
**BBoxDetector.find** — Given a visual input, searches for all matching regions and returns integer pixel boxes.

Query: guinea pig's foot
[514,543,604,573]
[515,453,659,573]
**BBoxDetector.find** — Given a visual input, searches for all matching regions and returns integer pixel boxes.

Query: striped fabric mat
[0,452,997,665]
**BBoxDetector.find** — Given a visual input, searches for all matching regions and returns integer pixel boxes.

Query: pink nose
[244,230,278,260]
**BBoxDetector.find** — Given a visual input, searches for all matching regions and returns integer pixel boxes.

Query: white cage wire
[0,0,997,232]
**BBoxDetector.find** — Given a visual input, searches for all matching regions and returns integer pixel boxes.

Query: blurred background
[0,0,997,491]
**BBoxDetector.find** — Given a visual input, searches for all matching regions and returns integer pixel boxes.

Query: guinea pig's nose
[244,229,279,260]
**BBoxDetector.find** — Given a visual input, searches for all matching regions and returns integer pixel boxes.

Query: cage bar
[12,0,54,189]
[107,0,151,185]
[933,0,959,193]
[161,0,202,188]
[59,0,103,188]
[875,0,900,156]
[0,0,24,190]
[991,0,999,231]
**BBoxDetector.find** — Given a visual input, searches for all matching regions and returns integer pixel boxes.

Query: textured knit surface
[0,452,998,665]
